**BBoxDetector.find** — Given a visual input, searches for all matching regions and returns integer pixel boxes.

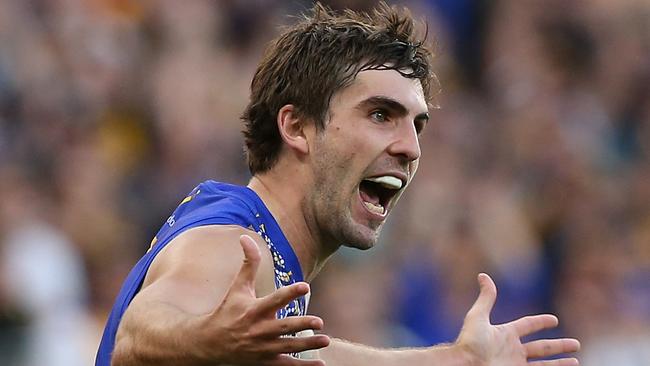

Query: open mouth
[358,175,404,216]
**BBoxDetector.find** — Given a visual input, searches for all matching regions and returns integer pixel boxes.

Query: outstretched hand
[456,273,580,366]
[196,235,330,366]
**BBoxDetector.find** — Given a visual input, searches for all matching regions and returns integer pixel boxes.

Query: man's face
[308,69,429,249]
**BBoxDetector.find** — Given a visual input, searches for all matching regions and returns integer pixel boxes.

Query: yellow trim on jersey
[148,236,158,252]
[180,189,201,205]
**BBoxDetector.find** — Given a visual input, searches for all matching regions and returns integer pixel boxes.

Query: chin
[342,241,375,251]
[340,225,382,250]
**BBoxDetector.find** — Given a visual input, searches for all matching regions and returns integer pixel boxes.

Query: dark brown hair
[242,2,436,174]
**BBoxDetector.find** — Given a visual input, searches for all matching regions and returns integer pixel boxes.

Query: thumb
[232,234,261,290]
[466,273,497,323]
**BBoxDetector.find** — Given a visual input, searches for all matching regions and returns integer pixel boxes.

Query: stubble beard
[310,147,382,251]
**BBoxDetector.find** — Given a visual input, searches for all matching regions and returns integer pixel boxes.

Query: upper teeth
[366,176,403,190]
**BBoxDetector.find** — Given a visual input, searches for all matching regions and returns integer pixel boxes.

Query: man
[97,3,580,365]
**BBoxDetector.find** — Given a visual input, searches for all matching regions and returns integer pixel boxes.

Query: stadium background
[0,0,649,365]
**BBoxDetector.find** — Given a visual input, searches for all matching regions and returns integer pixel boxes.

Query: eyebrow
[356,96,429,123]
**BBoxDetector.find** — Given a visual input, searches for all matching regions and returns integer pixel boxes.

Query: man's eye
[415,120,425,134]
[371,110,387,122]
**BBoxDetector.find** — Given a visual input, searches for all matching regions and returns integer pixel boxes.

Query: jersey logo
[166,215,176,227]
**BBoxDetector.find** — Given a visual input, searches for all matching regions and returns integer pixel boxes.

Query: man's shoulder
[144,224,276,294]
[143,181,269,283]
[142,180,278,295]
[161,225,263,263]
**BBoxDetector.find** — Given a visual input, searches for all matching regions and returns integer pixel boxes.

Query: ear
[277,104,310,155]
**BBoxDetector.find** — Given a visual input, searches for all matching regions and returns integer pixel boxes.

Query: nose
[387,121,421,163]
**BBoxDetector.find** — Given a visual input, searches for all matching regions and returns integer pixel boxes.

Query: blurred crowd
[0,0,648,365]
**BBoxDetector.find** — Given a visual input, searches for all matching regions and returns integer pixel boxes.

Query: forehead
[331,69,428,114]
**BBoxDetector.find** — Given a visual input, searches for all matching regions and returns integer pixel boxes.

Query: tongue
[359,186,380,205]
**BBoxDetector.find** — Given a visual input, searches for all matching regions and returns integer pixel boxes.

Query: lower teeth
[363,201,385,215]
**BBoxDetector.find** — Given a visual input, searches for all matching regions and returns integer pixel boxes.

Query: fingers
[466,273,497,322]
[529,358,579,366]
[255,282,311,316]
[255,316,324,338]
[233,235,262,289]
[525,338,581,358]
[266,334,331,355]
[509,314,559,337]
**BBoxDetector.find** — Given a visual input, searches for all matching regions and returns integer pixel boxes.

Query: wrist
[449,342,484,366]
[418,342,483,366]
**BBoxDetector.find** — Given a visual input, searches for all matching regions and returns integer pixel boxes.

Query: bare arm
[320,339,470,366]
[111,226,329,366]
[319,274,580,366]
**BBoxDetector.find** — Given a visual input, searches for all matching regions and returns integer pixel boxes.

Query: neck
[247,170,337,282]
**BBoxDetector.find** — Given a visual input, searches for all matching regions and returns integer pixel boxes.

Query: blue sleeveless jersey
[96,181,306,365]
